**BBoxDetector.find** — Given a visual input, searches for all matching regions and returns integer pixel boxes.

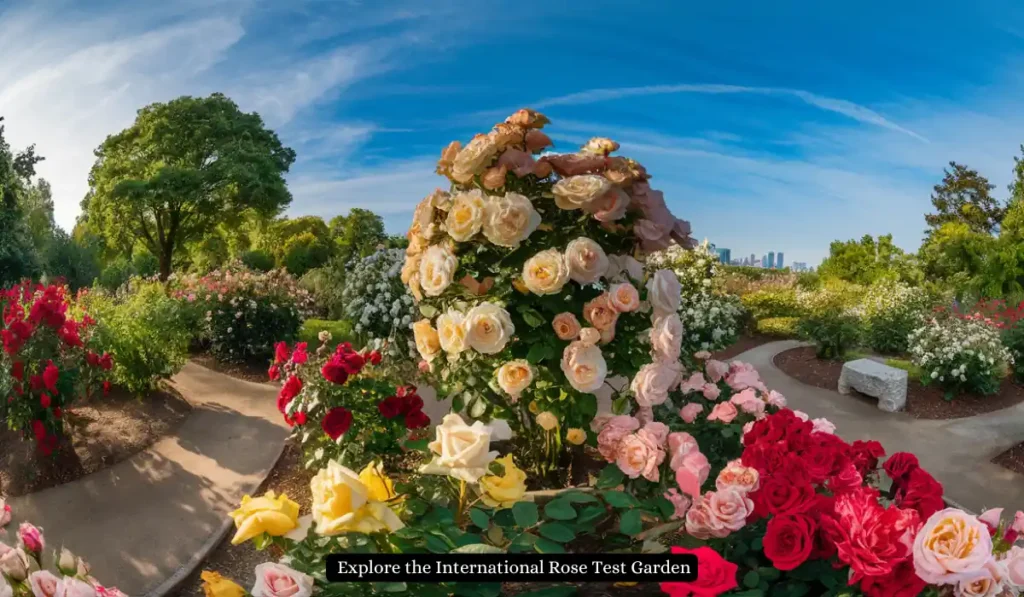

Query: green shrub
[281,232,333,277]
[79,283,192,394]
[43,229,99,290]
[132,251,159,278]
[299,319,356,350]
[859,279,930,355]
[207,289,301,363]
[797,311,862,360]
[97,257,134,291]
[240,249,275,272]
[797,279,866,316]
[300,261,346,318]
[756,316,799,337]
[741,289,801,320]
[1003,320,1024,383]
[909,317,1011,396]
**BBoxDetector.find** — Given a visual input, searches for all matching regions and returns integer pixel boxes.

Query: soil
[0,385,192,497]
[711,334,776,362]
[190,352,273,385]
[994,442,1024,475]
[774,346,1024,420]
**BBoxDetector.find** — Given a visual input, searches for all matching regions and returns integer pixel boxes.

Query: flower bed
[909,316,1013,397]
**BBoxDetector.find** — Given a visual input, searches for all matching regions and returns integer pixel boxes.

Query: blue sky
[3,0,1024,265]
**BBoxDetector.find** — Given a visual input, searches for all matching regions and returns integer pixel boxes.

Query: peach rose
[496,360,533,400]
[481,164,508,190]
[565,237,609,284]
[525,129,552,153]
[609,282,640,312]
[631,361,682,407]
[497,148,537,178]
[581,137,620,156]
[543,153,608,177]
[412,319,441,362]
[615,431,664,482]
[583,294,618,331]
[679,403,703,424]
[532,159,553,179]
[579,327,601,346]
[704,489,754,538]
[465,303,515,355]
[437,141,461,176]
[552,174,610,210]
[596,415,640,462]
[436,310,467,354]
[418,245,458,297]
[552,312,581,341]
[560,340,608,393]
[956,560,1007,597]
[650,313,683,362]
[716,460,760,494]
[586,186,631,222]
[482,192,541,248]
[505,108,549,129]
[451,134,498,183]
[489,123,524,149]
[446,189,486,242]
[913,508,994,584]
[522,249,570,295]
[707,402,738,424]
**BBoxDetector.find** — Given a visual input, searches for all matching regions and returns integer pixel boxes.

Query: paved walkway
[737,340,1024,513]
[7,362,288,597]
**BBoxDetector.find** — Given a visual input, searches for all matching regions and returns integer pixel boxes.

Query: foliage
[740,289,801,320]
[817,233,921,286]
[925,161,1004,236]
[755,316,799,337]
[96,256,135,292]
[84,92,296,280]
[884,357,923,379]
[298,262,345,319]
[0,282,111,452]
[919,221,994,287]
[797,311,861,360]
[131,251,159,278]
[909,316,1012,397]
[796,279,866,316]
[0,119,44,288]
[341,247,417,363]
[240,248,275,272]
[299,319,355,350]
[41,229,100,290]
[330,208,388,264]
[79,282,192,394]
[858,278,930,354]
[1004,320,1024,383]
[281,231,333,277]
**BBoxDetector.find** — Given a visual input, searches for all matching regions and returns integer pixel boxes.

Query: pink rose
[726,368,762,392]
[704,489,754,538]
[708,402,739,424]
[979,508,1003,535]
[608,283,640,313]
[589,413,613,433]
[587,187,631,222]
[664,489,692,521]
[766,390,787,407]
[642,421,670,445]
[252,562,315,597]
[716,460,760,494]
[0,500,9,527]
[616,432,664,482]
[679,372,706,394]
[17,523,43,555]
[596,415,640,462]
[956,560,1007,597]
[1002,546,1024,588]
[706,360,729,383]
[650,314,683,362]
[496,148,536,178]
[543,153,607,177]
[812,418,836,434]
[636,220,672,251]
[679,403,703,424]
[1007,510,1024,543]
[913,508,993,584]
[729,388,764,417]
[674,452,710,499]
[636,407,654,425]
[702,383,721,400]
[794,410,810,422]
[525,130,552,153]
[631,361,682,407]
[668,432,699,468]
[685,497,715,540]
[29,571,59,597]
[54,578,97,597]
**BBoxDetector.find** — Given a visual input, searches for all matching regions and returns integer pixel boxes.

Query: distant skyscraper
[762,254,768,268]
[767,251,775,270]
[750,253,756,265]
[716,248,731,264]
[776,252,784,269]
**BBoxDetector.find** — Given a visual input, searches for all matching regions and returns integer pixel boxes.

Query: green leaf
[252,533,273,551]
[512,501,539,528]
[543,499,577,521]
[619,509,643,536]
[469,508,491,529]
[419,304,439,318]
[526,343,553,363]
[493,509,516,528]
[516,587,577,597]
[452,543,504,554]
[372,582,408,593]
[576,505,606,525]
[595,465,625,489]
[533,537,566,553]
[720,427,735,438]
[601,490,638,509]
[538,522,576,543]
[743,570,760,588]
[559,491,598,504]
[455,533,483,547]
[751,537,763,551]
[425,534,450,553]
[518,306,546,328]
[404,438,429,452]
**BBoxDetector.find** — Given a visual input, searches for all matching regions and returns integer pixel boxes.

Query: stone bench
[838,358,908,412]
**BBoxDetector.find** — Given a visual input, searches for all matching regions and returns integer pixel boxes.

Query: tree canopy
[924,162,1004,237]
[84,93,297,279]
[329,208,387,264]
[817,234,920,285]
[0,117,43,286]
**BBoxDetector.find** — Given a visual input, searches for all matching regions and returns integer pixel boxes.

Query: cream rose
[609,282,640,312]
[560,340,608,393]
[564,237,609,285]
[522,249,570,295]
[436,310,468,354]
[412,319,441,362]
[482,192,541,247]
[418,244,458,297]
[705,489,754,538]
[583,294,618,332]
[451,134,498,183]
[446,190,486,242]
[913,508,994,584]
[53,578,96,597]
[535,411,558,431]
[552,312,581,340]
[587,186,631,222]
[311,460,404,535]
[581,136,620,156]
[579,327,601,346]
[251,563,314,597]
[497,360,534,399]
[552,174,611,210]
[631,361,683,407]
[421,414,499,482]
[647,269,682,316]
[465,303,515,354]
[651,313,684,362]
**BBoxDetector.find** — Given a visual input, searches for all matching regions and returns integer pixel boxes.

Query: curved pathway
[6,362,288,597]
[739,340,1024,513]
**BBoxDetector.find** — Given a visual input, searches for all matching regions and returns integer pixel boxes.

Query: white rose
[631,361,682,407]
[465,303,515,354]
[560,340,608,393]
[419,245,458,297]
[412,319,442,362]
[0,574,9,597]
[647,269,682,316]
[446,190,486,242]
[54,578,95,597]
[251,563,315,597]
[420,414,499,482]
[552,174,610,210]
[522,249,570,295]
[623,256,645,281]
[564,237,609,285]
[451,134,498,183]
[497,360,534,399]
[651,313,684,362]
[436,310,468,354]
[28,571,59,597]
[482,192,541,247]
[0,548,27,581]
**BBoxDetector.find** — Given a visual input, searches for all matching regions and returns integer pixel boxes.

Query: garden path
[6,361,288,597]
[738,340,1024,513]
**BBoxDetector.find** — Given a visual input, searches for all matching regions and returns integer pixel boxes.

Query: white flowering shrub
[341,248,417,360]
[909,316,1012,396]
[648,241,718,296]
[677,292,743,353]
[858,278,930,354]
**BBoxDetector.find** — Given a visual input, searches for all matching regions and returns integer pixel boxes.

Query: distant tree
[84,93,296,280]
[0,117,43,286]
[817,234,920,285]
[925,162,1004,237]
[330,208,386,264]
[918,222,994,281]
[43,229,100,290]
[20,179,55,252]
[282,231,333,277]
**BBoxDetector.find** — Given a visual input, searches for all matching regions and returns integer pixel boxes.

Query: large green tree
[84,93,296,279]
[0,117,43,286]
[329,208,386,264]
[924,162,1004,237]
[817,234,920,285]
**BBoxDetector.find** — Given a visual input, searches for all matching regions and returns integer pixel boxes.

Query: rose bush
[858,278,930,354]
[340,247,417,364]
[909,315,1012,397]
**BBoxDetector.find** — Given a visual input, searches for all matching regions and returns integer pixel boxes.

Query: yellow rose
[412,319,442,362]
[228,490,300,545]
[482,192,541,248]
[496,359,533,400]
[437,310,468,354]
[359,461,397,502]
[479,455,528,509]
[201,571,245,597]
[311,460,404,536]
[566,428,587,445]
[535,411,558,431]
[522,249,570,295]
[446,190,486,242]
[451,134,498,183]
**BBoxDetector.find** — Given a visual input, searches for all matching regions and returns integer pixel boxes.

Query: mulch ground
[774,346,1024,420]
[711,334,776,361]
[994,442,1024,475]
[0,385,192,498]
[190,352,273,385]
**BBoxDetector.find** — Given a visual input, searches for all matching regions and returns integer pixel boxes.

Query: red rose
[659,546,737,597]
[31,419,45,440]
[859,560,927,597]
[801,433,849,483]
[339,351,365,374]
[99,353,113,371]
[754,478,816,517]
[277,375,303,413]
[102,380,111,395]
[321,355,349,385]
[40,393,51,409]
[895,468,944,520]
[42,361,59,394]
[58,321,82,347]
[268,364,281,381]
[11,361,23,381]
[292,411,307,426]
[274,341,290,365]
[405,410,430,430]
[820,486,920,582]
[850,439,885,475]
[86,352,100,367]
[402,393,424,415]
[763,514,816,570]
[53,407,62,418]
[378,396,404,419]
[291,342,308,365]
[368,350,382,365]
[29,374,43,391]
[321,407,353,440]
[883,452,920,485]
[827,462,863,495]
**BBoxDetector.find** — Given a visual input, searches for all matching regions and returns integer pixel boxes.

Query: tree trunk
[159,248,172,281]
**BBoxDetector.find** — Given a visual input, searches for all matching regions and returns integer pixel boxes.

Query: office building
[776,252,784,269]
[792,262,808,272]
[750,253,755,265]
[767,251,775,270]
[716,248,731,264]
[761,254,768,268]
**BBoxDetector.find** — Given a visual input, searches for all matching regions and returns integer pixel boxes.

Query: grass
[299,319,356,350]
[884,357,923,379]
